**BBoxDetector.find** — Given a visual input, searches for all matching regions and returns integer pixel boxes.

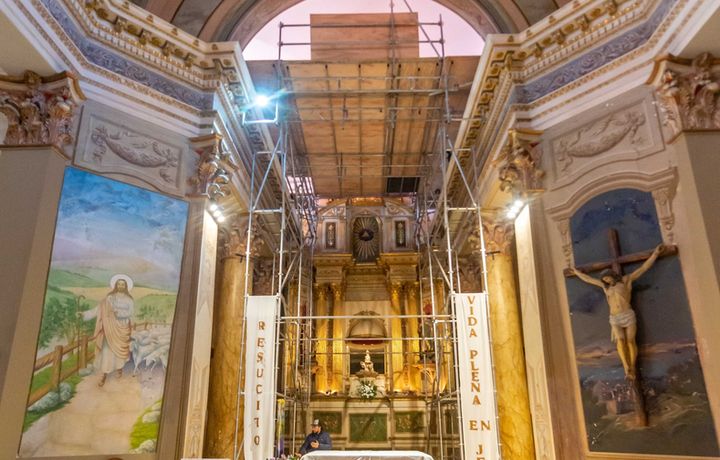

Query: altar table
[303,450,433,460]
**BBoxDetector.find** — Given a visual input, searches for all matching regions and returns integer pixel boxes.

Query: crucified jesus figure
[571,243,665,380]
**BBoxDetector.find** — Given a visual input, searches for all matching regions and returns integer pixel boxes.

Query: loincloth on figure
[608,309,636,342]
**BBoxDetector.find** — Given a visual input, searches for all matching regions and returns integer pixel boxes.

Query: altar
[303,450,433,460]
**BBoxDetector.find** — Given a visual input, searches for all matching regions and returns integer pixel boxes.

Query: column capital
[496,128,544,200]
[314,283,329,301]
[252,257,274,295]
[329,282,344,300]
[218,216,263,260]
[478,215,515,256]
[388,281,404,298]
[0,71,84,152]
[651,53,720,141]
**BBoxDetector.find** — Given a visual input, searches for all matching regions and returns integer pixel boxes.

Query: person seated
[297,419,332,456]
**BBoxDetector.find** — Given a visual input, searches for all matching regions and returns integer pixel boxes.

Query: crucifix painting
[563,188,718,456]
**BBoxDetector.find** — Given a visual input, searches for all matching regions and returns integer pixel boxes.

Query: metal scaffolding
[234,2,497,459]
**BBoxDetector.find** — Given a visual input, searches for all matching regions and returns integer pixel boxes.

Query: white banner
[244,295,280,460]
[454,293,500,460]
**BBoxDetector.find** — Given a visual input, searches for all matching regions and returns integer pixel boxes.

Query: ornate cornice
[0,71,84,151]
[650,53,720,141]
[457,0,678,154]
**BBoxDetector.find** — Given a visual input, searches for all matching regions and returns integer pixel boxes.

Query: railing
[27,335,95,407]
[26,321,166,407]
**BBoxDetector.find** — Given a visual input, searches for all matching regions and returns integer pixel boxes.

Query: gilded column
[314,283,330,393]
[286,279,299,393]
[434,278,450,392]
[204,219,256,458]
[405,281,421,391]
[389,281,404,390]
[330,283,345,393]
[483,217,535,460]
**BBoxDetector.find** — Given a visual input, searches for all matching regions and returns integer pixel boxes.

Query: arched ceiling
[132,0,566,48]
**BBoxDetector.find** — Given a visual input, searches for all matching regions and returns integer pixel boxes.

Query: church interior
[2,0,720,459]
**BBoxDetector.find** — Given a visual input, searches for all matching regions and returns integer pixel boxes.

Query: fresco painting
[565,188,718,456]
[19,167,188,457]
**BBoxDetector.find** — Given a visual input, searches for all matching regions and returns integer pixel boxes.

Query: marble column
[330,283,345,393]
[405,281,421,391]
[314,283,330,393]
[204,220,254,459]
[389,281,404,390]
[483,217,535,460]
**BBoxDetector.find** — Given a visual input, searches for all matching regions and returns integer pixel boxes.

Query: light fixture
[209,203,219,212]
[216,215,226,223]
[505,199,525,220]
[255,94,270,108]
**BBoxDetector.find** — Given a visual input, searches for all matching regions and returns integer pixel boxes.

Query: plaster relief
[75,102,188,196]
[553,110,647,172]
[90,124,180,183]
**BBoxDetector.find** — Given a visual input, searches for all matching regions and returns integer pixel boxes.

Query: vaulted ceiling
[132,0,567,47]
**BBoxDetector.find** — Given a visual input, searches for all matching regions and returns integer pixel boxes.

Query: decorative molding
[74,101,188,195]
[188,133,234,200]
[496,129,544,199]
[651,52,720,141]
[651,185,677,244]
[515,0,676,105]
[552,110,647,172]
[556,219,574,267]
[40,0,216,110]
[546,167,679,221]
[0,71,84,152]
[459,0,677,152]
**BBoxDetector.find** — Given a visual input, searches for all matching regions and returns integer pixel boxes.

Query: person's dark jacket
[299,430,332,454]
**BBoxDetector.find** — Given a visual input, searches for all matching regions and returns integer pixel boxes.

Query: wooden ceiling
[248,55,478,198]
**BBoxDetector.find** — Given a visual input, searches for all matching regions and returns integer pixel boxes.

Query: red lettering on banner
[258,321,265,330]
[473,395,481,405]
[481,420,491,431]
[469,420,478,431]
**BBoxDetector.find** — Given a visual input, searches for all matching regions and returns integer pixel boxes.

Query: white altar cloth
[303,451,433,460]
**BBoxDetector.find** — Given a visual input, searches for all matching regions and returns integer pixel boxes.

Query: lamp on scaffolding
[241,91,281,125]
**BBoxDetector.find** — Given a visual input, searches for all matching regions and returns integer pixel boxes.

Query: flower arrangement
[358,379,377,399]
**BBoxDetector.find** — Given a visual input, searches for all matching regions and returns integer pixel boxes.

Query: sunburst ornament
[352,216,380,263]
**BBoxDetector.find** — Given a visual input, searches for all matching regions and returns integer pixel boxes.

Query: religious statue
[571,244,665,380]
[359,350,375,374]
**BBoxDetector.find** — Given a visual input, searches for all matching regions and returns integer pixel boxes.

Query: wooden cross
[563,227,677,427]
[563,228,677,278]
